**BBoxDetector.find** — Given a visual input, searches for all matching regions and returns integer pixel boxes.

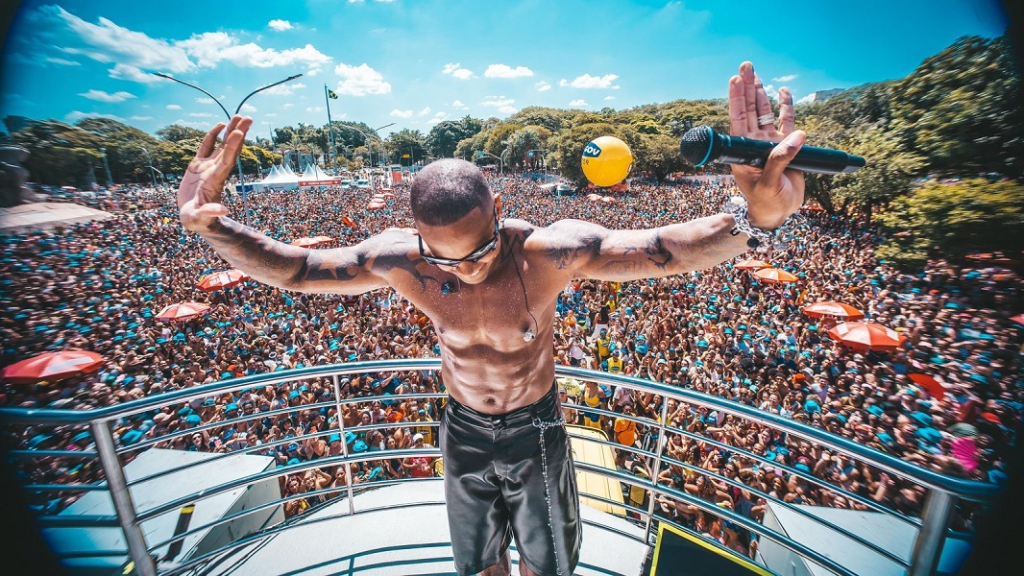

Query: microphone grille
[679,126,714,166]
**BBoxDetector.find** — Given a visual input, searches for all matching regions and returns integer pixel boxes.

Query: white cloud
[484,64,534,78]
[763,84,779,99]
[109,63,162,84]
[169,118,210,128]
[282,103,294,109]
[307,106,324,112]
[65,111,125,122]
[795,93,815,105]
[264,82,305,96]
[535,81,551,92]
[42,5,193,73]
[390,109,413,118]
[419,107,431,116]
[166,104,182,110]
[442,63,474,80]
[268,19,293,31]
[195,97,214,104]
[177,32,331,74]
[568,99,589,107]
[604,95,616,101]
[79,89,136,103]
[428,111,449,124]
[264,113,277,117]
[451,100,467,109]
[189,112,215,117]
[498,105,517,114]
[240,103,257,113]
[129,115,152,121]
[772,74,798,83]
[333,63,391,96]
[44,56,80,66]
[480,96,515,108]
[560,73,620,89]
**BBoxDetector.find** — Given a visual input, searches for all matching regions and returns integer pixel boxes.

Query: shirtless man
[178,62,805,576]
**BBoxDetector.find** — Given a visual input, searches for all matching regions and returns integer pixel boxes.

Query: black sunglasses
[418,209,500,268]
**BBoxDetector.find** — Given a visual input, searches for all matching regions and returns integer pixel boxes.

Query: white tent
[253,164,299,192]
[298,162,341,189]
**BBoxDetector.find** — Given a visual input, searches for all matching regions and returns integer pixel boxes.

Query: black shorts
[441,384,582,576]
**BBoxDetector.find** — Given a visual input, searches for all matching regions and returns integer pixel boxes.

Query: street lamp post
[99,147,114,188]
[138,145,157,189]
[152,72,303,226]
[475,150,504,175]
[334,123,393,187]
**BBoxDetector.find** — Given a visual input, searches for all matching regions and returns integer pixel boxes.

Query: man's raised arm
[178,115,389,295]
[541,61,806,283]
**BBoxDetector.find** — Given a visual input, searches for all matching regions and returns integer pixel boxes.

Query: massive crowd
[1,175,1021,558]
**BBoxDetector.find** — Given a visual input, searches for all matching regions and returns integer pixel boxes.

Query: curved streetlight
[138,145,157,189]
[474,150,504,175]
[152,72,303,226]
[333,122,394,187]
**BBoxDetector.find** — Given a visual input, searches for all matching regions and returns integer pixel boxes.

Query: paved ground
[0,202,113,233]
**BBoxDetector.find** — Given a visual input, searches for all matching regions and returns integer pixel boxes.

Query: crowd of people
[1,175,1021,557]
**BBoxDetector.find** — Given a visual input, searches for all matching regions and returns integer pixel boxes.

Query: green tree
[829,125,926,221]
[156,124,206,142]
[876,178,1024,267]
[385,129,427,166]
[9,119,102,186]
[889,35,1023,178]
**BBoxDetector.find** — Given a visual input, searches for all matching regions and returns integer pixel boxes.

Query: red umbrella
[2,350,104,384]
[827,322,905,352]
[908,373,946,402]
[753,268,799,283]
[156,302,211,321]
[735,259,771,270]
[1011,314,1024,327]
[196,269,250,292]
[802,301,866,320]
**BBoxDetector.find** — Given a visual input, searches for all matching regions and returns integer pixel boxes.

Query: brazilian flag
[327,89,338,99]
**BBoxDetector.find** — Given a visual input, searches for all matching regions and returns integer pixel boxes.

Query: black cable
[505,223,540,342]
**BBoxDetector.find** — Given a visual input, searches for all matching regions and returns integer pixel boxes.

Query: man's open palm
[178,115,253,231]
[728,62,805,230]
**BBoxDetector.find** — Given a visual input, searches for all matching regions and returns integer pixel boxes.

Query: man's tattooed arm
[537,214,752,281]
[197,216,404,294]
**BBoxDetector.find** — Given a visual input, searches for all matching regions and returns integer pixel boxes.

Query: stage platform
[0,201,113,233]
[197,480,651,576]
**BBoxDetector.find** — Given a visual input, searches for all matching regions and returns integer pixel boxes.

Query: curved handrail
[0,360,1002,576]
[0,359,998,499]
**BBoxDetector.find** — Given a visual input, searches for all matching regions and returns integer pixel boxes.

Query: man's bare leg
[475,549,542,576]
[476,550,511,576]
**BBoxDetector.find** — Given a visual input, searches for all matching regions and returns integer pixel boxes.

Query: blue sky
[0,0,1009,138]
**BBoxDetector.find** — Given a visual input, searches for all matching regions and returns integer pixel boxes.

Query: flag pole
[324,84,337,174]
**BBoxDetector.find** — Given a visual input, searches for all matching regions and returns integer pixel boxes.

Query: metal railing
[0,360,1002,576]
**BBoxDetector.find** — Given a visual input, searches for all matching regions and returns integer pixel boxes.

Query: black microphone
[679,125,865,175]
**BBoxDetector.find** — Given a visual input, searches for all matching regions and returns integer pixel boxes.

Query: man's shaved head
[410,159,492,226]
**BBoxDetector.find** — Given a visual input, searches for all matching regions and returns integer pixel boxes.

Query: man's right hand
[178,115,253,232]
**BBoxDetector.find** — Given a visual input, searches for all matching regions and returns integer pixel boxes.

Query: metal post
[91,421,156,576]
[332,374,356,516]
[100,147,114,187]
[909,489,956,576]
[644,398,670,541]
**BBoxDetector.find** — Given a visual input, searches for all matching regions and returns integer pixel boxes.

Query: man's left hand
[728,62,806,229]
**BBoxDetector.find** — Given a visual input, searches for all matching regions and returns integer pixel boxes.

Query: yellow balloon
[581,136,633,187]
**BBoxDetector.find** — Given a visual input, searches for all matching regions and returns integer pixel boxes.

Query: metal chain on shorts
[532,414,567,576]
